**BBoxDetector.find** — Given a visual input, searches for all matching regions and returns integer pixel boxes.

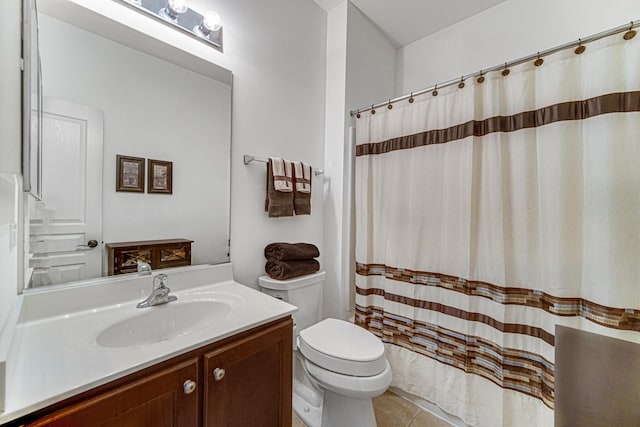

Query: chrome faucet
[137,260,152,276]
[137,273,177,308]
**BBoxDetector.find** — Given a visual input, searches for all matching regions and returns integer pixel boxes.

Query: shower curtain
[354,33,640,426]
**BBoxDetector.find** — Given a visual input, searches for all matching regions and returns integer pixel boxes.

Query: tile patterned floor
[292,390,451,427]
[292,412,306,427]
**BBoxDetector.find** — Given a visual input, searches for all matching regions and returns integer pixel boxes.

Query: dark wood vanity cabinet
[19,317,293,427]
[106,238,193,275]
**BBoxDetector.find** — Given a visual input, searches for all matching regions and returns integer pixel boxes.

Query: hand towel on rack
[264,242,319,261]
[265,259,320,280]
[293,161,311,193]
[265,159,294,217]
[270,157,293,192]
[292,161,312,215]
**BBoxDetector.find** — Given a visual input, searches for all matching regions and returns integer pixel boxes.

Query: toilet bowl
[259,272,392,427]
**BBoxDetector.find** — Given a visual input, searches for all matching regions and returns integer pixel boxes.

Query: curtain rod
[350,20,639,117]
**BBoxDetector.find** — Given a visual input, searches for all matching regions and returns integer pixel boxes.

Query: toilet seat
[298,318,387,376]
[304,357,392,399]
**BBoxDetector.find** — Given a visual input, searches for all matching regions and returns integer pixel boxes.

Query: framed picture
[148,159,173,194]
[116,155,145,192]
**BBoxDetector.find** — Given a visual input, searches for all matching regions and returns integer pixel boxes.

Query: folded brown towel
[265,259,320,280]
[265,242,320,261]
[265,160,294,217]
[293,161,311,215]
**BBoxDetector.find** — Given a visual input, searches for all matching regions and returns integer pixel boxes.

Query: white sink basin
[96,299,232,348]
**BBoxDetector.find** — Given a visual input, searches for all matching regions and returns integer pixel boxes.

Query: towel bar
[243,154,324,176]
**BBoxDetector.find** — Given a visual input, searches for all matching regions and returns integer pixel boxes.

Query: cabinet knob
[213,368,225,381]
[183,380,197,395]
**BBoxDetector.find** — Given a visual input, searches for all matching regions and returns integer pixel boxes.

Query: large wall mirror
[23,0,232,288]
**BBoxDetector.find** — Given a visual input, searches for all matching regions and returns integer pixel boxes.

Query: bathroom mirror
[23,0,232,288]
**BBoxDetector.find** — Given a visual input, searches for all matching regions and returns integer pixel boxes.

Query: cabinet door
[27,358,200,427]
[156,242,192,270]
[204,319,293,427]
[112,246,152,275]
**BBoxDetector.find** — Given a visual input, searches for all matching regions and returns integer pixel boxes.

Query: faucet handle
[137,260,152,276]
[153,273,169,289]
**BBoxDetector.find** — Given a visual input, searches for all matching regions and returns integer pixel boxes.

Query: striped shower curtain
[354,32,640,426]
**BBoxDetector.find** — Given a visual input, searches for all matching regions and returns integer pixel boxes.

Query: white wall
[0,0,21,175]
[322,2,348,319]
[0,176,18,332]
[321,1,396,319]
[38,15,231,267]
[0,0,21,334]
[344,3,396,315]
[346,4,397,111]
[398,0,640,94]
[210,0,327,288]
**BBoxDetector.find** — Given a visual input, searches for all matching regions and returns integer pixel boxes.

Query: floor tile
[408,409,452,427]
[292,412,306,427]
[292,390,451,427]
[374,390,421,427]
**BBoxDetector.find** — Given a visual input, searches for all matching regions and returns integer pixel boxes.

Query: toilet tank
[258,271,325,333]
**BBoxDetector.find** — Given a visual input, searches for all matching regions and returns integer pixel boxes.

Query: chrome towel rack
[243,154,324,176]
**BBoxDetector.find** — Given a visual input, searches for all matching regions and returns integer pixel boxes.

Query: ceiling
[313,0,507,47]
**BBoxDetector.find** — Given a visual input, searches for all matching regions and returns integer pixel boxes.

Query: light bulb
[194,10,222,39]
[203,10,222,32]
[159,0,189,22]
[168,0,188,14]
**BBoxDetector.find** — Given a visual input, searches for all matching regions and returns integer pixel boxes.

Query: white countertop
[0,264,296,424]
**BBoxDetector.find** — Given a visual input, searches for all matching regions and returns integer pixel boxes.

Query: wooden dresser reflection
[106,238,193,275]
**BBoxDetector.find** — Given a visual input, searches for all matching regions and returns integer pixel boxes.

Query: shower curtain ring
[477,70,485,84]
[575,38,586,54]
[534,52,544,67]
[370,104,376,115]
[624,22,637,40]
[387,99,393,110]
[501,62,510,76]
[356,109,361,119]
[409,92,414,103]
[458,76,465,89]
[432,85,438,97]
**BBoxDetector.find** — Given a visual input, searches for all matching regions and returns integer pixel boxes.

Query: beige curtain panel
[355,32,640,427]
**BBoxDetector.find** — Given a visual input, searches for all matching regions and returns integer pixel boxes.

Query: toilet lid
[298,318,387,376]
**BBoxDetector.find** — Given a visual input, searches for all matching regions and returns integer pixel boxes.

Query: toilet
[259,271,392,427]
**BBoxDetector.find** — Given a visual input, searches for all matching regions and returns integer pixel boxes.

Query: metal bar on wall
[243,154,324,176]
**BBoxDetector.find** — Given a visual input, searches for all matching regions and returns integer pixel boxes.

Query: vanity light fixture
[116,0,223,51]
[194,10,222,40]
[159,0,189,22]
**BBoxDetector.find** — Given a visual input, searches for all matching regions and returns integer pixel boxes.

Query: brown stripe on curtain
[355,305,555,409]
[356,286,555,346]
[357,263,640,332]
[356,91,640,157]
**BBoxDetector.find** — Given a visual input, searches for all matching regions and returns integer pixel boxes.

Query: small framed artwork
[116,155,145,192]
[148,159,173,194]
